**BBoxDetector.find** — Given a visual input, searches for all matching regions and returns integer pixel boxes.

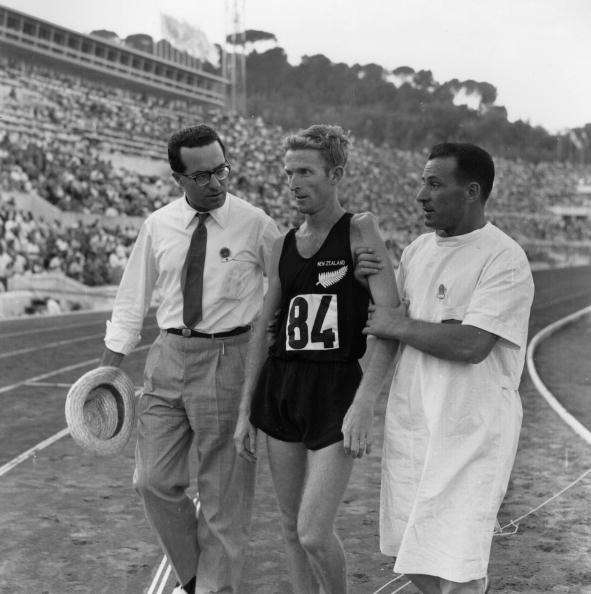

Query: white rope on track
[496,466,591,535]
[490,303,591,537]
[372,573,408,593]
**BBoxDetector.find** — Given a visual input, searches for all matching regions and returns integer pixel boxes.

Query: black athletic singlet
[270,213,369,362]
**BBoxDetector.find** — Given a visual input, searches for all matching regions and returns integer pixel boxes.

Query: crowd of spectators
[0,193,137,288]
[1,56,591,288]
[0,131,177,217]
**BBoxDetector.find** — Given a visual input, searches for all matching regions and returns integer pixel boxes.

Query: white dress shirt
[105,193,280,355]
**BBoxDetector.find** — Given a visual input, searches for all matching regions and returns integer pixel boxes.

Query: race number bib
[285,294,339,351]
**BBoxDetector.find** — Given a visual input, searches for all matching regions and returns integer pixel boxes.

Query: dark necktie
[182,212,208,328]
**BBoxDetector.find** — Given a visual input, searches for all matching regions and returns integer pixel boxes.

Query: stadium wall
[0,4,228,107]
[0,272,117,317]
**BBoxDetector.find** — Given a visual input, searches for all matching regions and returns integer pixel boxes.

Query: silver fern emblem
[317,265,348,288]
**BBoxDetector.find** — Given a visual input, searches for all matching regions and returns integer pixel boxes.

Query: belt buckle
[181,328,192,337]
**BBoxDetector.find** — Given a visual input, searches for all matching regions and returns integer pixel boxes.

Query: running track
[1,265,590,592]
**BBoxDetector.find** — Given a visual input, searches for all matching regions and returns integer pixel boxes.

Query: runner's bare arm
[234,234,286,462]
[342,213,399,458]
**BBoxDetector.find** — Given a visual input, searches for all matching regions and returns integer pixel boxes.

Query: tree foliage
[226,29,277,45]
[245,45,589,162]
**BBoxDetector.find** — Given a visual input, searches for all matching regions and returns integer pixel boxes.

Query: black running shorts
[250,357,362,450]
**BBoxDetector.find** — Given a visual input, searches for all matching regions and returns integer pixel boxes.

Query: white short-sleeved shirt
[380,222,534,582]
[105,193,280,355]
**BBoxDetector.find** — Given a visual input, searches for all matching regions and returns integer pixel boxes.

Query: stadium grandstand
[1,4,590,313]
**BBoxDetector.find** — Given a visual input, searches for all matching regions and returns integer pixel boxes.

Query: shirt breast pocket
[220,260,255,300]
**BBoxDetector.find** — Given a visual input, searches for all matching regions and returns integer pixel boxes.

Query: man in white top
[100,124,280,594]
[357,143,534,593]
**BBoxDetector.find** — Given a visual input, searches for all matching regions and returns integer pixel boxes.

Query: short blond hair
[283,124,349,171]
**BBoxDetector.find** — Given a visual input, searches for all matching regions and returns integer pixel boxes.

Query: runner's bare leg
[266,436,320,594]
[299,441,354,594]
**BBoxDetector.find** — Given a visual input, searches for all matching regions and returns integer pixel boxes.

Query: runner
[234,124,399,593]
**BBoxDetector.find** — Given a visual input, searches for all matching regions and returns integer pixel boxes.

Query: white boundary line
[0,337,151,475]
[0,343,151,396]
[526,304,591,446]
[0,323,158,361]
[0,357,103,395]
[147,499,201,594]
[0,319,106,339]
[147,556,168,594]
[0,428,71,477]
[0,332,105,360]
[156,565,172,594]
[0,305,114,324]
[0,387,143,478]
[25,382,75,388]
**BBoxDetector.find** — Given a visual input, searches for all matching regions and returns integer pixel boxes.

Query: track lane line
[0,428,70,477]
[0,344,150,395]
[0,357,103,395]
[526,304,591,445]
[0,388,142,477]
[0,323,158,360]
[0,332,105,359]
[0,319,107,339]
[156,565,172,594]
[148,499,201,594]
[147,556,168,594]
[25,382,76,388]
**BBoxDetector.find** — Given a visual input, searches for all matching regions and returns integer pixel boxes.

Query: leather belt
[165,325,251,339]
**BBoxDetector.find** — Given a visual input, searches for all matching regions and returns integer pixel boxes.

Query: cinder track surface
[0,267,590,593]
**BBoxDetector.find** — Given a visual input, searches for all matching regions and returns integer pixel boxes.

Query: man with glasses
[99,124,280,593]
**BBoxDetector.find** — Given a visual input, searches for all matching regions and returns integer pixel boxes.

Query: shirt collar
[434,221,490,247]
[181,193,230,229]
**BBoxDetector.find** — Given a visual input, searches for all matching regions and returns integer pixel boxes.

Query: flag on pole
[160,13,219,67]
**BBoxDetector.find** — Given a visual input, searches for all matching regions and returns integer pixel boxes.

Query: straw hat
[65,366,137,456]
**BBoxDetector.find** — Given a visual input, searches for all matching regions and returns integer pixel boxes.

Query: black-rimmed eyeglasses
[182,162,231,187]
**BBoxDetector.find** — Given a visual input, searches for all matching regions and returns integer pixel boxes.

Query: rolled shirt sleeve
[104,221,157,355]
[257,217,281,276]
[462,249,534,349]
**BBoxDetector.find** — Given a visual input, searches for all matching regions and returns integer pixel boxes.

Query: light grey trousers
[133,330,255,593]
